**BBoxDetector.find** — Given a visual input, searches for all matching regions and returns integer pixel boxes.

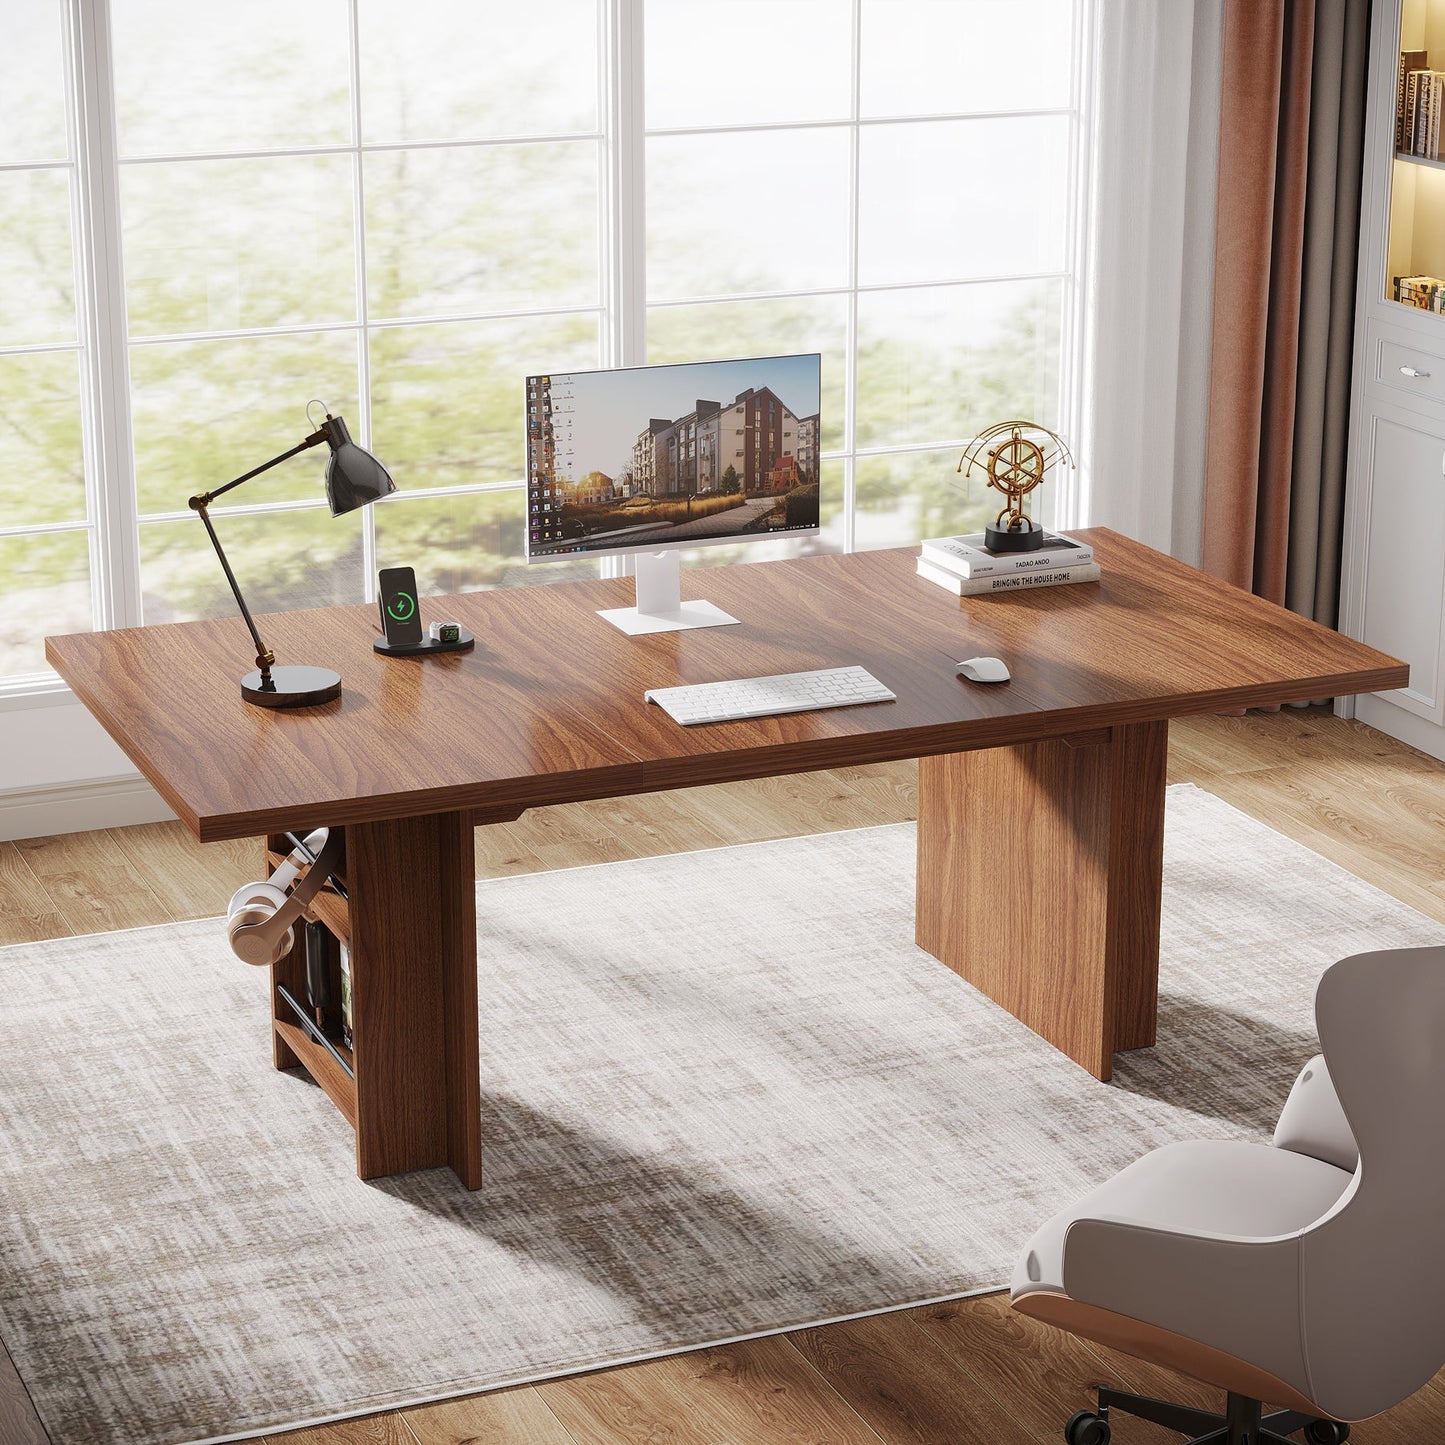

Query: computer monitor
[525,353,822,634]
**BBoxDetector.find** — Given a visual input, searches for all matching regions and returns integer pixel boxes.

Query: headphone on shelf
[226,828,343,967]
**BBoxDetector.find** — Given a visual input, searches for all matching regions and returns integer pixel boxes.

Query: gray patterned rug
[2,784,1443,1445]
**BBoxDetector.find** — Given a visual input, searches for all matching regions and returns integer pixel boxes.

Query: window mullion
[599,0,645,582]
[843,0,863,555]
[1060,0,1099,532]
[605,0,646,370]
[347,0,378,600]
[67,0,141,631]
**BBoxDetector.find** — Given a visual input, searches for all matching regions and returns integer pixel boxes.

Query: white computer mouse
[957,656,1011,684]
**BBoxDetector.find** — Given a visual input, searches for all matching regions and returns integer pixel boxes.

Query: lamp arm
[186,429,329,681]
[193,502,276,677]
[189,429,327,510]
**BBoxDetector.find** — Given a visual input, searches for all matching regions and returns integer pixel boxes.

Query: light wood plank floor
[3,709,1444,1445]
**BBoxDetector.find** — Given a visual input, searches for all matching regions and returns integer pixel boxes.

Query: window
[645,0,1085,564]
[3,2,92,679]
[114,0,602,635]
[7,0,1091,693]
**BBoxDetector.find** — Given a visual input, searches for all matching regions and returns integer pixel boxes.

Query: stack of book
[1395,274,1445,313]
[1399,51,1445,158]
[916,530,1100,596]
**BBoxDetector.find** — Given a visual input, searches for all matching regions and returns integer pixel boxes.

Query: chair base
[1065,1387,1350,1445]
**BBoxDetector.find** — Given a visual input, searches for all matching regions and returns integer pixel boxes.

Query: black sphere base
[241,664,342,708]
[373,628,475,658]
[985,519,1047,554]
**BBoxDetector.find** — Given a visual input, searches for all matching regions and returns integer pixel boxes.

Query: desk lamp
[188,402,397,708]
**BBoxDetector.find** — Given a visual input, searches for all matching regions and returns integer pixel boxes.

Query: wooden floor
[3,708,1445,1445]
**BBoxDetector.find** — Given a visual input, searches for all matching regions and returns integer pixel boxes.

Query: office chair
[1009,945,1445,1445]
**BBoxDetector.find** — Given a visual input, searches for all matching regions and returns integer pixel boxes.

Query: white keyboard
[645,665,896,725]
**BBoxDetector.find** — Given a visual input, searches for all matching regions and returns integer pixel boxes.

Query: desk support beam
[915,722,1169,1080]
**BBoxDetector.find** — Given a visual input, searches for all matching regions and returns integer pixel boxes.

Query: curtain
[1083,1,1223,556]
[1200,0,1371,626]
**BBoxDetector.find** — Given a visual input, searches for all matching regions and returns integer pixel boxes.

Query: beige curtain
[1201,0,1370,627]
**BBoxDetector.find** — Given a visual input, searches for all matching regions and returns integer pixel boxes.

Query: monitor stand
[597,550,741,636]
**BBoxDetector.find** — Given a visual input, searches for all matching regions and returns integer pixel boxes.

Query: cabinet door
[1358,406,1445,724]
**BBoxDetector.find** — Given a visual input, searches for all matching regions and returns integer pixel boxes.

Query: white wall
[0,691,172,842]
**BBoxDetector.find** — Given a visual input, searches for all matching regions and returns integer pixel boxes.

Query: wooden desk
[46,530,1406,1189]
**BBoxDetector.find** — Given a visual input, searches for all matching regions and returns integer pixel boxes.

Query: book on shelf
[919,529,1094,578]
[1403,67,1445,159]
[1394,274,1445,312]
[1425,72,1440,158]
[339,940,353,1050]
[916,556,1100,596]
[1400,51,1428,150]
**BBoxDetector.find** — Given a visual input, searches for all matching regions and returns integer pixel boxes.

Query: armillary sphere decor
[957,421,1075,553]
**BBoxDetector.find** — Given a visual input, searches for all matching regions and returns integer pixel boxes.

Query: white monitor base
[597,600,740,635]
[598,549,741,635]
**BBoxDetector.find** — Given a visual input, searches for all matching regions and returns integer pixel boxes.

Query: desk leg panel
[916,722,1167,1080]
[347,811,482,1189]
[917,732,1113,1078]
[1106,720,1169,1053]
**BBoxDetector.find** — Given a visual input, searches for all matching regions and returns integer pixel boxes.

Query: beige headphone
[226,828,342,967]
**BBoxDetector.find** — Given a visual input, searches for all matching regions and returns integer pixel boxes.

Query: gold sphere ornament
[957,421,1075,553]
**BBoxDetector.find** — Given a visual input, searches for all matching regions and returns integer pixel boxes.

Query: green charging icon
[387,591,416,622]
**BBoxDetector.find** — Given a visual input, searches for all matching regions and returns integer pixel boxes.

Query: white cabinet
[1340,0,1445,759]
[1351,399,1445,741]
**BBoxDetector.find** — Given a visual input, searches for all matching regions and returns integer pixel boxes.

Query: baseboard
[1354,694,1445,764]
[0,774,175,843]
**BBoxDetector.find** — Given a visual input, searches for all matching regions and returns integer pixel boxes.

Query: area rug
[2,784,1443,1445]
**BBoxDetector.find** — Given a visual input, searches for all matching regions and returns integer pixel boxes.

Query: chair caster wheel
[1064,1410,1111,1445]
[1304,1423,1349,1445]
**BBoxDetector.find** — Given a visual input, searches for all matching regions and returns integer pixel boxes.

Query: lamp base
[241,664,342,708]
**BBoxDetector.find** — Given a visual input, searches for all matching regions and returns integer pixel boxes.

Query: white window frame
[8,0,1096,704]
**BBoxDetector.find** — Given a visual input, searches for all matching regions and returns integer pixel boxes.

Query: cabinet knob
[1400,365,1432,379]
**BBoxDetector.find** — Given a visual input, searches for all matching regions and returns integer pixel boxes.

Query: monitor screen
[525,353,822,561]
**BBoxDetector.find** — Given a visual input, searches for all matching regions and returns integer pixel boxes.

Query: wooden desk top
[46,529,1407,841]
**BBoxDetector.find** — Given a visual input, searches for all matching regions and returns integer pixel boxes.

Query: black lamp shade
[322,414,397,516]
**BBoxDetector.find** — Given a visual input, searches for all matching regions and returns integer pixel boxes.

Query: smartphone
[378,566,424,647]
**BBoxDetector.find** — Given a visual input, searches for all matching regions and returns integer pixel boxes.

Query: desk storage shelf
[265,833,356,1131]
[256,809,484,1189]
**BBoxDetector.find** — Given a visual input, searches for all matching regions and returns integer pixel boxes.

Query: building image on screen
[525,354,821,561]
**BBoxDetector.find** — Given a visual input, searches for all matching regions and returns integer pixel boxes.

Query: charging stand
[373,629,475,657]
[597,551,741,636]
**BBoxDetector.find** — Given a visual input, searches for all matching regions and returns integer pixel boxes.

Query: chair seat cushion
[1012,1138,1355,1300]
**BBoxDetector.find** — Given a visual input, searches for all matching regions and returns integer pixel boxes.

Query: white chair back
[1300,946,1445,1421]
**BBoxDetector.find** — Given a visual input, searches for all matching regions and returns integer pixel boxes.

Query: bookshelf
[265,832,357,1131]
[1388,0,1445,308]
[1340,0,1445,761]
